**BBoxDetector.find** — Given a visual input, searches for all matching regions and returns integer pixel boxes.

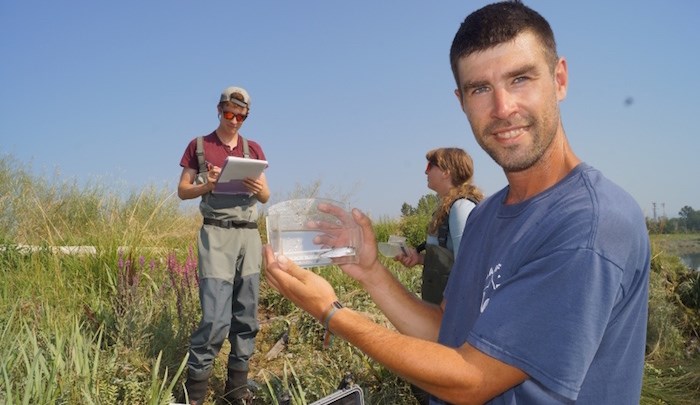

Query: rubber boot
[224,369,254,404]
[184,375,208,405]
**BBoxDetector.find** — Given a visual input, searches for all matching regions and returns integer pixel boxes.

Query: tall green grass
[1,153,699,403]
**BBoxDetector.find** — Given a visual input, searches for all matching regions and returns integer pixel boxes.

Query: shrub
[399,213,430,248]
[371,216,402,243]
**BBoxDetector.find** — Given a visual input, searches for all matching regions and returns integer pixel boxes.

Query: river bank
[650,233,700,256]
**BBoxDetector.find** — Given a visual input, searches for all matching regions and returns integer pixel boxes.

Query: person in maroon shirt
[178,86,270,405]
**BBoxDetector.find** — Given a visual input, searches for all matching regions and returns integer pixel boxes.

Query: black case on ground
[308,385,364,405]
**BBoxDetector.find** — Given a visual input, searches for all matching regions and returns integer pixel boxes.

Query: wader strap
[196,136,207,174]
[198,136,250,170]
[203,217,258,229]
[241,136,249,158]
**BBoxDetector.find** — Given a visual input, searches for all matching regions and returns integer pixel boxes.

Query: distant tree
[415,194,439,216]
[679,206,694,221]
[689,211,700,232]
[400,202,415,217]
[678,206,700,232]
[664,217,681,233]
[397,194,440,247]
[401,194,438,217]
[646,218,661,234]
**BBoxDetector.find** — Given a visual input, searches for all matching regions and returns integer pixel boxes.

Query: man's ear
[555,57,568,101]
[454,88,467,113]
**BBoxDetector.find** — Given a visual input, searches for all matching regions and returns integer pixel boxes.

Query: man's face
[218,103,248,131]
[454,31,567,173]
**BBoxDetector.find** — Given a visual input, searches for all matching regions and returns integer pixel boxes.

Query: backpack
[194,135,249,184]
[420,197,477,304]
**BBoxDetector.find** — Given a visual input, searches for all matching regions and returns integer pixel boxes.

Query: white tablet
[213,156,268,195]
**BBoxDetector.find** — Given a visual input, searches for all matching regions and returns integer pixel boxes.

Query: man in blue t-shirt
[438,163,649,403]
[263,2,651,404]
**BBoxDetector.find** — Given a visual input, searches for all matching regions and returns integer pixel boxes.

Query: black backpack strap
[437,218,449,248]
[436,200,454,248]
[196,136,207,174]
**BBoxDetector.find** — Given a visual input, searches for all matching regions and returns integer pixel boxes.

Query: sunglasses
[426,161,438,172]
[222,111,248,122]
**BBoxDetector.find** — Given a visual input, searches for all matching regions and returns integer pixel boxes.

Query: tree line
[648,205,700,234]
[401,194,700,235]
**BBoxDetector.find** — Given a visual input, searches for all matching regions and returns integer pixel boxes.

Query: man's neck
[215,127,239,147]
[504,136,581,205]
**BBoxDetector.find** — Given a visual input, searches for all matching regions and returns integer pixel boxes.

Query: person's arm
[331,308,527,404]
[263,247,527,404]
[349,249,442,340]
[177,166,216,200]
[449,199,475,259]
[395,245,424,267]
[263,237,440,340]
[315,205,443,338]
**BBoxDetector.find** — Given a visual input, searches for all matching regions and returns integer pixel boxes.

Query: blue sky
[2,0,698,220]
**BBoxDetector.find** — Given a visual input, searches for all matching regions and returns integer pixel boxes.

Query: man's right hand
[306,203,383,285]
[206,165,221,184]
[263,245,339,321]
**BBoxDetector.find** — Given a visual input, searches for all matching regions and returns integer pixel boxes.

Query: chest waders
[185,135,261,404]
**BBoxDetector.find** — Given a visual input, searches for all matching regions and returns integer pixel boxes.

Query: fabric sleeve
[448,198,475,259]
[245,139,267,161]
[466,249,623,400]
[179,138,199,170]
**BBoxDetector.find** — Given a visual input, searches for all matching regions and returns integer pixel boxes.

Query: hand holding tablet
[378,235,408,257]
[213,156,268,195]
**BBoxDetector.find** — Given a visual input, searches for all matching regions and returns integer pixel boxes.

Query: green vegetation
[647,206,700,234]
[1,153,699,404]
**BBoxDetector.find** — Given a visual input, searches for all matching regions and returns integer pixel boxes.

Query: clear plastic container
[266,198,361,268]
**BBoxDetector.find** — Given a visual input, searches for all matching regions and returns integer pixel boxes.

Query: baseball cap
[219,86,250,108]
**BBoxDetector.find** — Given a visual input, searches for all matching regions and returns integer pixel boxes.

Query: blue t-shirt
[435,164,650,404]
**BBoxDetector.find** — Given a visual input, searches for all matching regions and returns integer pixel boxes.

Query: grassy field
[651,233,700,256]
[1,154,699,404]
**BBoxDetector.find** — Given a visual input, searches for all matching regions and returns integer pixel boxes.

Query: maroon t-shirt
[179,131,267,171]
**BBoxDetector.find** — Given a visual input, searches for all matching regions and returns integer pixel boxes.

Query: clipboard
[213,156,268,195]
